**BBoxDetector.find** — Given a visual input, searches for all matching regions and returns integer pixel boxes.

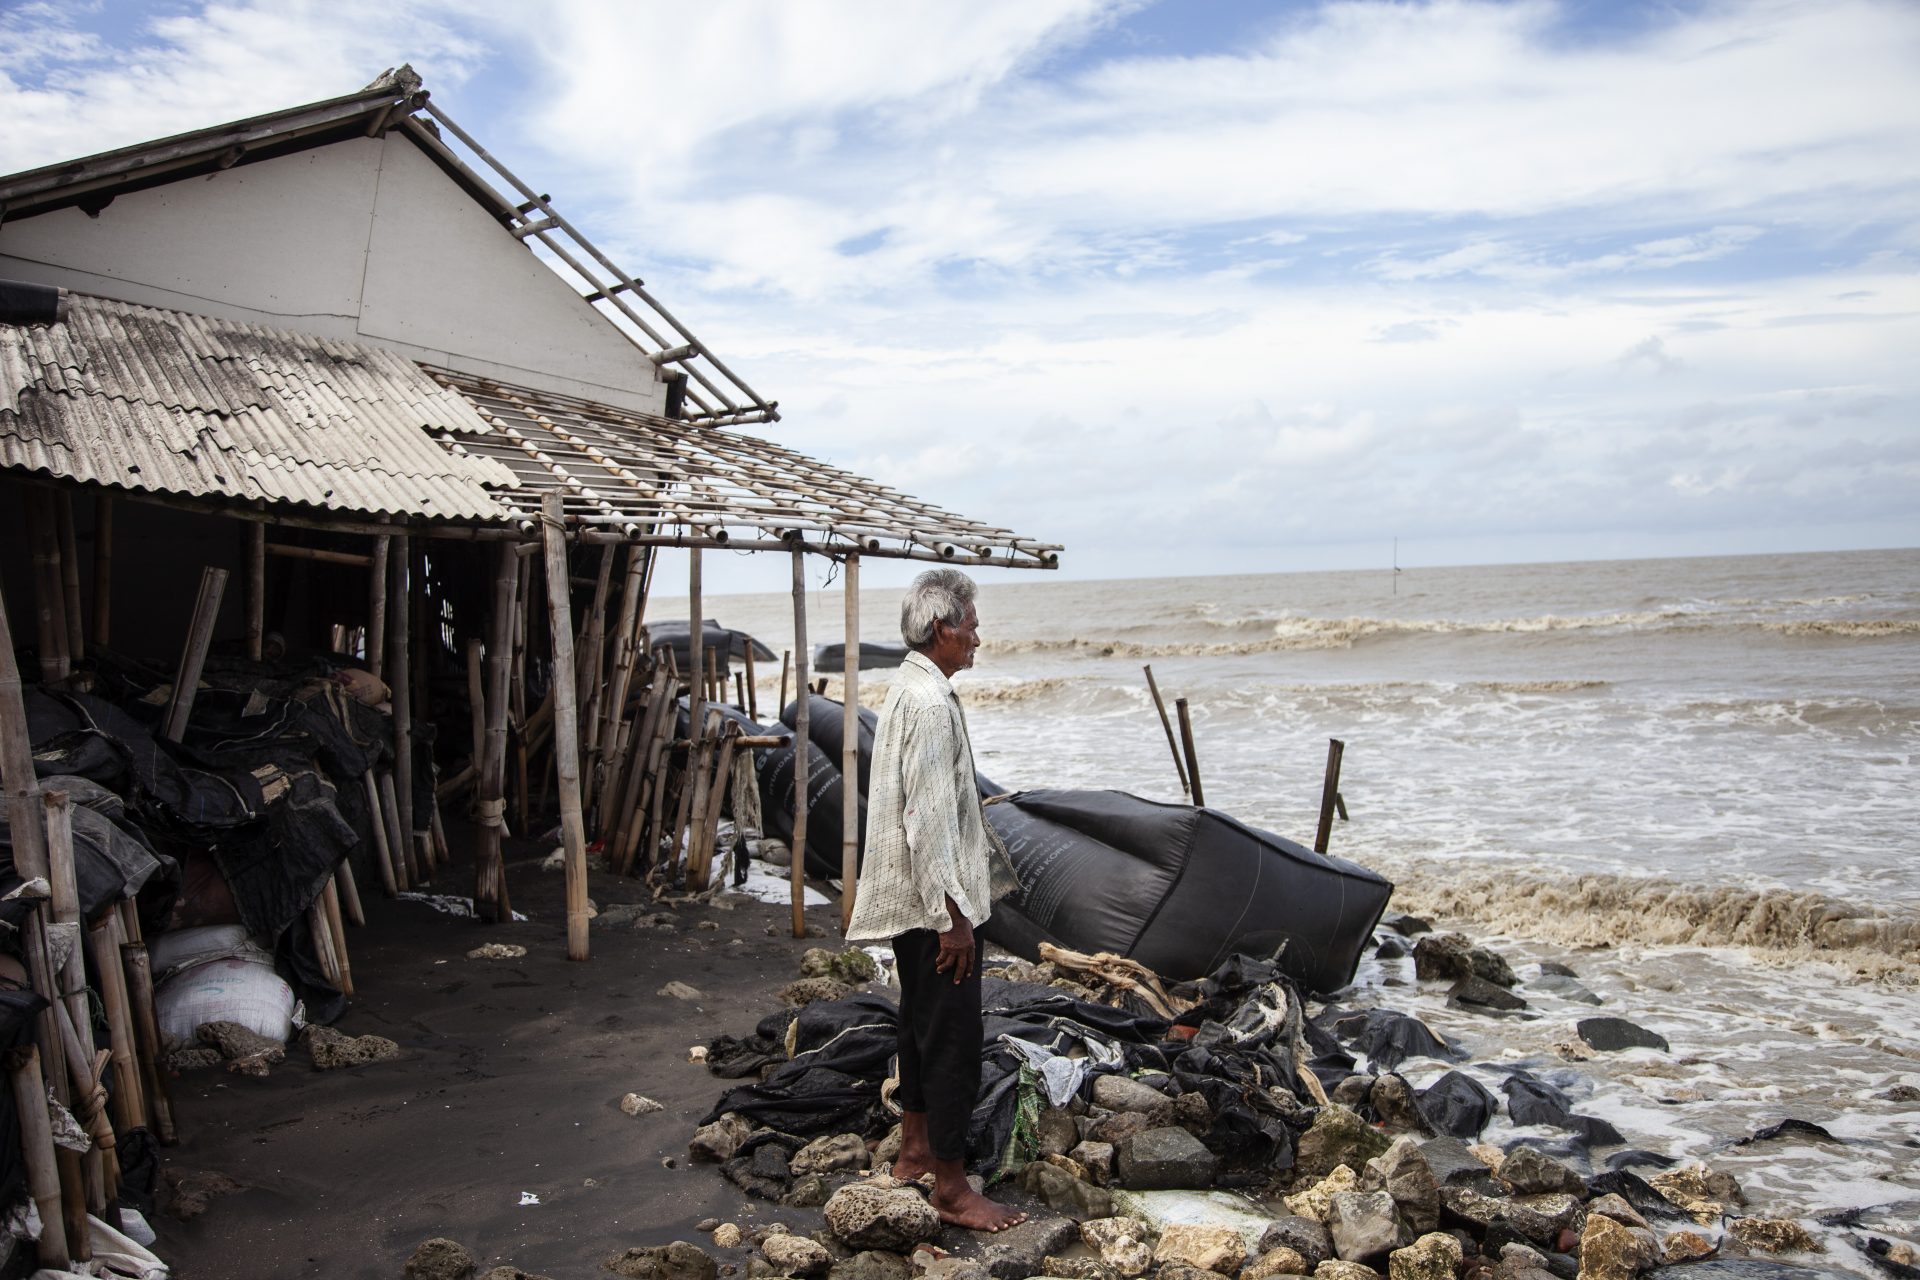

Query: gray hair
[900,568,977,649]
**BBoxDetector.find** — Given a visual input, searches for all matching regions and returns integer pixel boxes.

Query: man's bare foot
[931,1181,1027,1233]
[892,1111,936,1184]
[889,1154,934,1184]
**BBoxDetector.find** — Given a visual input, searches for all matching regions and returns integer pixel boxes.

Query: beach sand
[149,832,864,1280]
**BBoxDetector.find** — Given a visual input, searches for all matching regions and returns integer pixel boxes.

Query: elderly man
[845,568,1025,1233]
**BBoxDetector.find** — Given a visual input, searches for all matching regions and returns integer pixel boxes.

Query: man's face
[930,604,980,677]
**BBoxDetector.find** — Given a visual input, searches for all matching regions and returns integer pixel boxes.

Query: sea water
[689,548,1920,1268]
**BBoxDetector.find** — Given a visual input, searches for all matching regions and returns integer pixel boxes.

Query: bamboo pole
[388,535,414,859]
[1313,738,1346,855]
[1143,665,1190,798]
[682,710,722,889]
[50,998,112,1211]
[378,771,410,892]
[705,647,720,706]
[119,943,175,1145]
[790,549,810,937]
[244,521,266,662]
[367,535,390,681]
[743,640,758,719]
[88,916,146,1133]
[91,494,113,650]
[23,903,87,1262]
[25,491,69,681]
[321,879,353,995]
[778,650,790,718]
[465,639,486,775]
[41,794,106,1215]
[701,725,740,886]
[335,858,366,925]
[687,548,704,769]
[1175,698,1204,809]
[163,567,228,743]
[539,494,591,961]
[55,494,84,666]
[577,545,616,750]
[616,676,673,875]
[475,543,517,923]
[511,551,531,835]
[0,579,48,881]
[265,543,372,567]
[307,902,342,991]
[11,1047,70,1272]
[841,554,860,931]
[594,546,647,827]
[364,772,399,896]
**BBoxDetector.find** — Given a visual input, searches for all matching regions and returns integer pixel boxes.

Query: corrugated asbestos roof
[0,294,517,520]
[431,368,1060,568]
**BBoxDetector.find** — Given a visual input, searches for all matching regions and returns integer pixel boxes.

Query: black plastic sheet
[1500,1068,1624,1148]
[1416,1069,1500,1138]
[0,989,50,1212]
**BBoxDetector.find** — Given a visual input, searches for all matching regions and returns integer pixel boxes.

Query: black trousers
[891,928,981,1162]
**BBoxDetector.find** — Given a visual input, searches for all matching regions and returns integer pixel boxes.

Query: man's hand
[934,898,975,984]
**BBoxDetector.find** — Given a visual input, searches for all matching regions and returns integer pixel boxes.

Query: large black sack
[980,789,1393,993]
[647,620,774,681]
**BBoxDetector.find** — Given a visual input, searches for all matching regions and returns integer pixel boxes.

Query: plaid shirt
[845,650,995,941]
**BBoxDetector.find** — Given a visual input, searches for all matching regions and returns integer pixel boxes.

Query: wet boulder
[1261,1217,1335,1268]
[1575,1018,1667,1054]
[822,1184,941,1252]
[763,1234,834,1277]
[1154,1224,1248,1276]
[791,1133,870,1177]
[978,1216,1078,1280]
[1362,1136,1440,1234]
[1498,1148,1586,1198]
[1297,1105,1393,1180]
[1115,1125,1218,1190]
[1574,1213,1657,1280]
[1388,1233,1463,1280]
[1330,1191,1411,1263]
[603,1242,719,1280]
[1413,934,1517,988]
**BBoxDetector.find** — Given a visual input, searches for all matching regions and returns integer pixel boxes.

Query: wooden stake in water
[1175,697,1204,808]
[1143,665,1189,798]
[1314,738,1346,854]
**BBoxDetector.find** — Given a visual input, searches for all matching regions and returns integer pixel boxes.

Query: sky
[2,0,1917,590]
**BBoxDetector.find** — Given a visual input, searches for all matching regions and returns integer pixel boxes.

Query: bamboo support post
[335,858,365,925]
[1313,738,1346,855]
[265,543,373,567]
[55,494,83,666]
[1143,665,1190,797]
[377,771,410,892]
[11,1047,71,1271]
[706,647,720,706]
[698,725,741,888]
[119,943,175,1145]
[616,677,673,875]
[841,554,860,931]
[682,710,723,889]
[321,879,353,994]
[466,639,486,774]
[364,772,398,896]
[539,495,591,960]
[594,547,647,828]
[367,535,390,681]
[790,549,810,937]
[41,794,106,1214]
[26,491,70,681]
[778,650,790,717]
[244,520,266,661]
[475,543,517,923]
[88,916,146,1133]
[743,641,758,719]
[665,736,699,877]
[163,566,228,743]
[91,494,113,649]
[0,581,48,881]
[687,548,704,761]
[388,535,415,856]
[1176,697,1204,808]
[642,731,675,875]
[50,998,112,1212]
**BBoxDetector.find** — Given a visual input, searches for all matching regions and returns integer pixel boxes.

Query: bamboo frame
[540,494,592,960]
[88,915,146,1134]
[789,548,810,937]
[367,535,390,681]
[474,542,517,922]
[41,794,107,1214]
[163,566,227,742]
[365,772,399,895]
[55,493,83,665]
[377,771,410,892]
[245,520,266,661]
[91,494,112,649]
[12,1047,70,1271]
[388,535,415,859]
[120,943,175,1145]
[841,554,860,931]
[681,710,722,889]
[335,860,365,926]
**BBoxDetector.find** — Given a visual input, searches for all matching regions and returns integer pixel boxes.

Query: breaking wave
[957,677,1077,705]
[1383,862,1920,981]
[1766,619,1920,639]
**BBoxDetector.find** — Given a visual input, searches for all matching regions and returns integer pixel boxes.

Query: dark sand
[150,837,858,1279]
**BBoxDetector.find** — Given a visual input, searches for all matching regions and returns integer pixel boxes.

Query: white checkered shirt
[844,650,995,942]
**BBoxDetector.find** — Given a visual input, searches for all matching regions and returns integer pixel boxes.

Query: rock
[305,1024,400,1069]
[466,942,527,959]
[751,1143,794,1182]
[1387,915,1433,937]
[1041,1257,1120,1280]
[165,1045,224,1072]
[689,1113,754,1163]
[1419,1139,1498,1190]
[1880,1085,1920,1103]
[1287,1165,1360,1222]
[911,1256,990,1280]
[1114,1125,1218,1190]
[1017,1159,1113,1219]
[163,1168,244,1221]
[1248,1246,1314,1278]
[1154,1223,1248,1275]
[1449,977,1528,1012]
[978,1215,1077,1280]
[1371,1075,1429,1134]
[764,1235,834,1276]
[1494,1244,1555,1280]
[1388,1233,1463,1280]
[1649,1164,1743,1210]
[1081,1217,1157,1278]
[1585,1197,1647,1231]
[1661,1231,1717,1263]
[1333,1076,1375,1109]
[1574,1019,1667,1054]
[1330,1191,1410,1263]
[786,1176,831,1208]
[659,981,705,1001]
[1528,975,1603,1007]
[1497,1148,1585,1198]
[780,978,856,1006]
[1175,1091,1212,1134]
[197,1020,285,1075]
[801,947,878,985]
[1413,934,1516,987]
[1261,1217,1335,1267]
[1070,1140,1115,1184]
[792,1133,871,1177]
[829,1253,911,1280]
[1362,1137,1440,1235]
[1574,1214,1656,1280]
[1092,1074,1176,1123]
[713,1225,744,1249]
[603,1242,719,1280]
[1046,1153,1091,1182]
[1316,1262,1384,1280]
[1157,1266,1221,1280]
[621,1093,666,1117]
[1438,1187,1560,1247]
[1090,1110,1153,1147]
[1297,1106,1393,1180]
[1038,1107,1081,1158]
[405,1238,478,1280]
[1727,1220,1820,1254]
[822,1184,942,1251]
[480,1268,553,1280]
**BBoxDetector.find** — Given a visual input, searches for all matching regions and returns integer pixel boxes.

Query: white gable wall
[0,133,667,414]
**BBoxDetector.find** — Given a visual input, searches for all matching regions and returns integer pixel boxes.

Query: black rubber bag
[980,789,1393,993]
